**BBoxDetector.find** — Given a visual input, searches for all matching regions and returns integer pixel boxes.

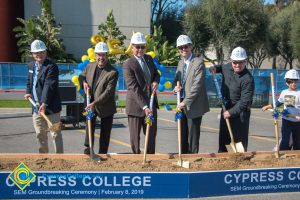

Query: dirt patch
[1,152,300,172]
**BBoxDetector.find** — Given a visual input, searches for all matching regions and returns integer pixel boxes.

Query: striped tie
[141,59,151,85]
[181,63,187,98]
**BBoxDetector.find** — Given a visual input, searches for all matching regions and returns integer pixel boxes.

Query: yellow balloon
[90,35,105,45]
[72,75,79,84]
[81,55,89,62]
[88,52,95,60]
[145,34,151,42]
[125,43,132,55]
[90,59,96,62]
[157,70,161,76]
[164,81,172,89]
[107,39,125,55]
[87,48,94,55]
[75,84,80,91]
[146,51,155,58]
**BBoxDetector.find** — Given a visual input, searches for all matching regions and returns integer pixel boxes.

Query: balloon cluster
[146,51,172,92]
[71,34,173,95]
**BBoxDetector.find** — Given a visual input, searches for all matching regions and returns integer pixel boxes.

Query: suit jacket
[173,54,209,118]
[26,59,61,115]
[79,62,119,118]
[123,54,160,117]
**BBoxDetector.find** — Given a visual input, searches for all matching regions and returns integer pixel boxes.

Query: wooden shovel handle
[40,112,53,126]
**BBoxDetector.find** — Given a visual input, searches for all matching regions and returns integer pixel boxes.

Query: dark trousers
[128,109,157,154]
[280,119,300,150]
[180,112,202,154]
[84,114,114,154]
[218,109,250,152]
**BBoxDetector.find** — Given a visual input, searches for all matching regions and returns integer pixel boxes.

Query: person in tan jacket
[79,42,119,154]
[173,35,210,154]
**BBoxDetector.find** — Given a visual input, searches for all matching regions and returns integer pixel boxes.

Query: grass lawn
[0,100,31,108]
[0,99,177,109]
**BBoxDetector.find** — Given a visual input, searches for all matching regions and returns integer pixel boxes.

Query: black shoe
[83,148,90,155]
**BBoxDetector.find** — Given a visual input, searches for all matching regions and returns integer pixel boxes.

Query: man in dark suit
[123,32,160,154]
[24,39,63,153]
[173,35,210,154]
[79,42,119,154]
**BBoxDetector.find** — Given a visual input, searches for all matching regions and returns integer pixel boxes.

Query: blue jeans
[280,119,300,150]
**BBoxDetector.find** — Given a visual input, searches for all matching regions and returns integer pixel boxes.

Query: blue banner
[0,172,189,199]
[1,167,300,198]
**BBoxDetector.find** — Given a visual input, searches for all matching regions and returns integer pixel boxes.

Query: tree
[183,0,268,67]
[159,8,184,43]
[147,26,180,66]
[98,9,127,64]
[269,3,300,69]
[290,3,300,60]
[13,0,74,63]
[151,0,186,43]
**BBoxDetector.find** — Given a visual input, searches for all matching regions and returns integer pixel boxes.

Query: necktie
[181,63,187,98]
[141,59,151,85]
[182,63,187,85]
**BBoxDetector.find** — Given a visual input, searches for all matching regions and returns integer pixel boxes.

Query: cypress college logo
[8,162,36,190]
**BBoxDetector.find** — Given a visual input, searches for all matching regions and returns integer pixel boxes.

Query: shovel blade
[226,143,237,153]
[226,142,245,153]
[235,142,245,153]
[172,160,190,169]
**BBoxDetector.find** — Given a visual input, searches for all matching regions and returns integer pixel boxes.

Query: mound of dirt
[1,152,300,172]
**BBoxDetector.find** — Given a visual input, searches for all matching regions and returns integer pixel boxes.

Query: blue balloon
[158,84,165,92]
[77,63,84,70]
[78,89,84,95]
[153,57,158,64]
[83,60,90,66]
[165,103,172,111]
[154,61,160,70]
[160,76,166,85]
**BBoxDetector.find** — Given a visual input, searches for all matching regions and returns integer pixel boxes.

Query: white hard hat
[176,35,192,47]
[230,47,247,61]
[30,40,47,52]
[284,69,300,80]
[94,42,109,53]
[131,32,146,44]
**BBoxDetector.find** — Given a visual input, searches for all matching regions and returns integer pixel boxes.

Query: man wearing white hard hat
[79,42,119,154]
[173,34,209,153]
[123,32,160,154]
[262,69,300,150]
[210,47,254,152]
[24,39,63,153]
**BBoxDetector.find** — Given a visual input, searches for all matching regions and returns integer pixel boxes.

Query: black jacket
[26,59,61,114]
[216,63,254,117]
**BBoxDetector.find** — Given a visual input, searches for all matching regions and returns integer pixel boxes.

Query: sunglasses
[134,45,146,50]
[232,60,245,65]
[178,45,189,50]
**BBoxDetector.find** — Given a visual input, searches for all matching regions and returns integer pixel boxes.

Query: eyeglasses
[134,45,146,50]
[178,45,189,50]
[232,60,245,65]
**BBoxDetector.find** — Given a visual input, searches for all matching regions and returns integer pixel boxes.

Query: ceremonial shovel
[143,93,154,165]
[212,73,245,153]
[270,73,286,158]
[86,88,101,162]
[173,81,189,168]
[28,97,61,132]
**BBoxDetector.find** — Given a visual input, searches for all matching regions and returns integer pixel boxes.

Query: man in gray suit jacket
[173,35,210,154]
[123,32,160,154]
[79,42,119,154]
